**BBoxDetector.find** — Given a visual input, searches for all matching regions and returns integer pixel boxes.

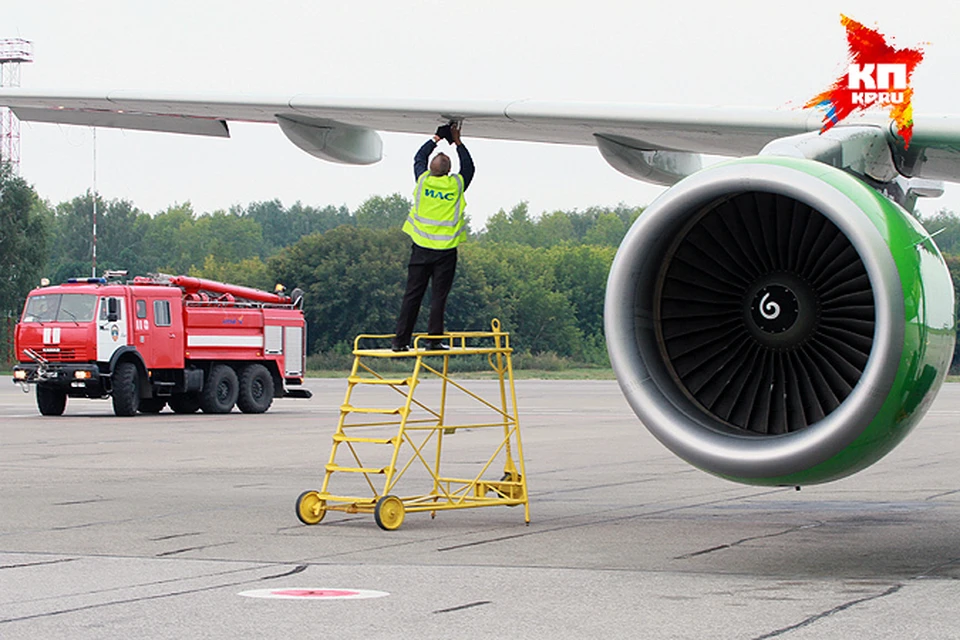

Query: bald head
[430,153,451,176]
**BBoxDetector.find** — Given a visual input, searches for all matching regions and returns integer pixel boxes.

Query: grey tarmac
[1,379,959,639]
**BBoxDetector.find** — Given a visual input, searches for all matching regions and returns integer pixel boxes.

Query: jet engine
[605,156,955,486]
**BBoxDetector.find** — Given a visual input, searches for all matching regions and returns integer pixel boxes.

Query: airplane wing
[3,88,960,185]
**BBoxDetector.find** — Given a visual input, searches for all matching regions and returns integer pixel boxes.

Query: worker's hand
[450,122,462,145]
[435,124,454,144]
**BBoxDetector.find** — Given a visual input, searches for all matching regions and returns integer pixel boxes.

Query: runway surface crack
[925,488,960,501]
[433,600,492,614]
[259,564,308,580]
[0,565,298,625]
[438,533,528,552]
[0,558,78,570]
[916,556,960,579]
[673,523,823,560]
[155,542,236,557]
[749,584,902,639]
[147,532,202,541]
[436,488,787,552]
[4,563,276,606]
[50,517,139,531]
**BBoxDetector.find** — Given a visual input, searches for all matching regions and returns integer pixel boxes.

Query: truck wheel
[138,397,166,414]
[112,361,140,417]
[238,364,274,414]
[169,393,201,414]
[36,385,67,416]
[200,364,238,414]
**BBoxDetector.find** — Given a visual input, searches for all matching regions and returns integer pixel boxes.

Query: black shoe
[423,340,449,351]
[391,343,410,352]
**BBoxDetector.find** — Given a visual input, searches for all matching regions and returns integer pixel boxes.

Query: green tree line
[1,176,635,366]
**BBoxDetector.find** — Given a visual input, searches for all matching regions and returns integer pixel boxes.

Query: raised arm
[456,144,475,190]
[450,123,475,189]
[413,138,437,179]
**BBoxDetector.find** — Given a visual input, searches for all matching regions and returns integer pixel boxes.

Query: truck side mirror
[107,298,119,322]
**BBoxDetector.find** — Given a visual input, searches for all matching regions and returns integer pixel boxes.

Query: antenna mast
[0,38,33,171]
[92,128,97,277]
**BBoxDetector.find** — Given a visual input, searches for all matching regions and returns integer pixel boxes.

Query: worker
[392,121,475,352]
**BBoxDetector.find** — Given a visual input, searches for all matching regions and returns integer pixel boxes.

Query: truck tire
[138,397,166,414]
[112,361,140,417]
[169,393,201,414]
[200,364,238,414]
[238,364,275,414]
[37,385,67,416]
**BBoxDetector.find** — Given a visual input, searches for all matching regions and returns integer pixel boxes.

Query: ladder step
[348,376,409,386]
[333,434,396,445]
[326,464,391,474]
[340,405,406,415]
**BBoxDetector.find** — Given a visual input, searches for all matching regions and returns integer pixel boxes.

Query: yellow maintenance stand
[296,319,530,530]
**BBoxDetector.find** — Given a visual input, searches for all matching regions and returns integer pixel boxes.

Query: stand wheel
[374,495,405,531]
[296,490,326,525]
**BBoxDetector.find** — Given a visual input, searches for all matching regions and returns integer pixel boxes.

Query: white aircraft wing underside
[3,89,960,182]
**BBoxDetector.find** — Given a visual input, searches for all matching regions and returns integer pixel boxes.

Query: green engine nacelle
[605,156,955,486]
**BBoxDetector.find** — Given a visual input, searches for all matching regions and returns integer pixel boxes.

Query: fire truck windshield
[22,294,98,323]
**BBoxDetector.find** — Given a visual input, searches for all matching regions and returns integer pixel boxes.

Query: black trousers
[393,244,458,347]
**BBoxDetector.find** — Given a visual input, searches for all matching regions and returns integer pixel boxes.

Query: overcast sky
[5,1,960,227]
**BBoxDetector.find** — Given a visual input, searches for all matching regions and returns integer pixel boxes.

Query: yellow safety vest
[402,172,467,249]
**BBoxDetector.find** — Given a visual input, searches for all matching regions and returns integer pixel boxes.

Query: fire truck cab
[13,274,311,416]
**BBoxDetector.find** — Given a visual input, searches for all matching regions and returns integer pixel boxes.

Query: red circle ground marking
[238,587,389,600]
[272,589,359,598]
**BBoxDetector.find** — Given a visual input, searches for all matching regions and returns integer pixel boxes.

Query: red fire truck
[12,273,311,416]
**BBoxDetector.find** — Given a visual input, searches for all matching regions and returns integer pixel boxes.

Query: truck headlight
[13,370,27,380]
[74,370,92,380]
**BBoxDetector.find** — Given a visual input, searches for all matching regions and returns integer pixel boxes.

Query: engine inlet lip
[605,160,904,479]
